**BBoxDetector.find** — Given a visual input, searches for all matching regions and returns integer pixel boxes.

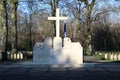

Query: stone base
[33,37,83,67]
[23,61,95,68]
[53,37,62,50]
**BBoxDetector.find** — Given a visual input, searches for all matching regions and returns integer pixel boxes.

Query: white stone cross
[48,8,68,37]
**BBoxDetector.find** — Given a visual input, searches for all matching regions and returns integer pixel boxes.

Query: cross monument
[48,8,68,37]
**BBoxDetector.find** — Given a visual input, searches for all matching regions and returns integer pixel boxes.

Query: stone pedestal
[113,54,117,60]
[105,54,108,59]
[118,54,120,60]
[53,37,62,50]
[33,37,83,67]
[63,37,83,65]
[110,54,114,60]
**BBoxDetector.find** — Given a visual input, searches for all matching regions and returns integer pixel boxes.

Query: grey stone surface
[29,68,48,74]
[0,68,10,74]
[95,64,120,67]
[1,61,120,75]
[86,67,106,71]
[33,37,83,66]
[4,68,28,74]
[105,68,120,72]
[68,67,86,72]
[50,68,66,72]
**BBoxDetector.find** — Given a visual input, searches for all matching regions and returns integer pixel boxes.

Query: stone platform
[23,61,94,68]
[33,37,83,67]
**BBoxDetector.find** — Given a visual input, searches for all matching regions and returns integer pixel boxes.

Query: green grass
[94,54,106,60]
[94,54,102,59]
[110,60,120,63]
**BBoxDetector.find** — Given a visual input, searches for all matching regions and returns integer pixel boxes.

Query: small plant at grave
[21,51,33,60]
[94,52,105,60]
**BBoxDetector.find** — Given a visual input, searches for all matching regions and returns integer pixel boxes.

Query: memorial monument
[33,8,83,67]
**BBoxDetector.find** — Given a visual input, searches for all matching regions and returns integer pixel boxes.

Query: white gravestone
[33,8,83,67]
[43,37,52,48]
[63,37,71,46]
[113,54,117,60]
[53,37,62,50]
[14,53,17,59]
[0,52,2,60]
[17,53,20,59]
[110,54,114,60]
[118,54,120,60]
[33,38,53,64]
[16,52,23,59]
[104,53,108,59]
[62,37,83,66]
[20,53,23,59]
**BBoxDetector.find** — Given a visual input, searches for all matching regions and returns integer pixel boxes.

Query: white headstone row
[7,52,23,60]
[104,53,120,60]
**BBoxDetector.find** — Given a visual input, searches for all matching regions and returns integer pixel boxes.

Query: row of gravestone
[0,51,32,60]
[104,53,120,60]
[95,51,120,60]
[7,52,23,60]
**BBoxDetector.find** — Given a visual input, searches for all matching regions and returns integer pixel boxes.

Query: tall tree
[8,0,18,54]
[0,0,8,60]
[0,1,5,51]
[27,1,34,51]
[84,0,96,55]
[63,0,84,41]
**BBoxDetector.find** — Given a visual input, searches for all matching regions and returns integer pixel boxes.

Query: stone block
[118,54,120,60]
[110,54,114,60]
[0,52,2,60]
[62,42,83,65]
[33,37,83,67]
[63,37,71,46]
[53,37,62,50]
[14,53,17,59]
[20,53,23,59]
[43,37,52,48]
[113,54,117,60]
[104,54,108,59]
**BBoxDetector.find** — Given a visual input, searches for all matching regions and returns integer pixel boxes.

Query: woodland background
[0,0,120,56]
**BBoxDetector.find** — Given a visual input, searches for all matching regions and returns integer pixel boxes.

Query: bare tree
[0,0,8,60]
[0,0,5,52]
[7,0,18,54]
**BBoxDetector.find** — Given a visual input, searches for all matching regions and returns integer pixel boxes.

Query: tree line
[0,0,120,60]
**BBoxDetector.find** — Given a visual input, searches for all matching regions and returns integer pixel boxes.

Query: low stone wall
[95,51,120,61]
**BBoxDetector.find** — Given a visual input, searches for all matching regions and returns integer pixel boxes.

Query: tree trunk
[0,1,5,52]
[77,22,81,42]
[9,1,18,54]
[29,16,32,51]
[4,1,9,59]
[27,1,33,51]
[85,0,95,55]
[0,0,8,61]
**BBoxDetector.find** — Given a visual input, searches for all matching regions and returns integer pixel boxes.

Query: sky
[17,0,120,24]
